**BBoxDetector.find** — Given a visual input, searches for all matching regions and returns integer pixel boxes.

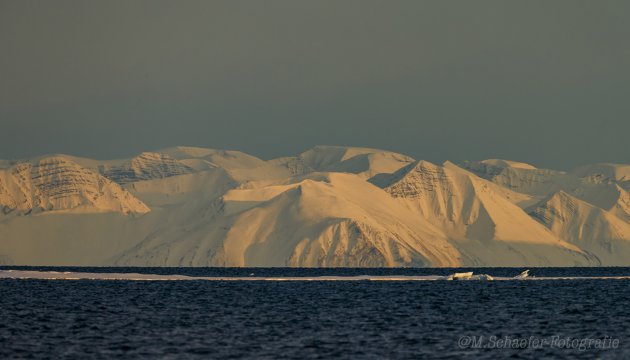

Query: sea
[1,267,629,359]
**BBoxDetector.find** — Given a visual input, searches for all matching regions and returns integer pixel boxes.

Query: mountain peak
[157,146,219,159]
[479,159,537,170]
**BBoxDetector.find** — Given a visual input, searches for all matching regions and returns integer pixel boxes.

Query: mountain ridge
[0,145,627,267]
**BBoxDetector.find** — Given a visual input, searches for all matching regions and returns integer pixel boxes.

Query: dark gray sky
[1,1,629,169]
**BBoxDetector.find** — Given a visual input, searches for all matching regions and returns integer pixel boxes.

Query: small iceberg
[474,274,494,281]
[452,272,473,280]
[443,272,494,281]
[514,270,530,279]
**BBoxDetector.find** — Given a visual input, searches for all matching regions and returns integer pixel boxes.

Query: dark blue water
[1,267,629,359]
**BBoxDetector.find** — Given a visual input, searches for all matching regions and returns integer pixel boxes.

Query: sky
[1,0,629,169]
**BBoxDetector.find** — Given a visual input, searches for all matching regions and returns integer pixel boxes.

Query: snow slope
[114,173,461,267]
[270,145,415,179]
[529,191,630,265]
[460,159,570,197]
[159,146,291,181]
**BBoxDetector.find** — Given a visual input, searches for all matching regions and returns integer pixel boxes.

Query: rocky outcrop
[100,152,194,184]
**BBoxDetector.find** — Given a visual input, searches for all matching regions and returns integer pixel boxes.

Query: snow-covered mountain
[371,160,590,266]
[571,163,630,185]
[462,158,630,215]
[0,156,149,215]
[114,172,460,267]
[460,159,571,197]
[270,145,415,179]
[0,146,627,267]
[529,191,630,265]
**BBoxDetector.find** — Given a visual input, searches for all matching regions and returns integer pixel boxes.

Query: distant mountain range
[0,146,628,267]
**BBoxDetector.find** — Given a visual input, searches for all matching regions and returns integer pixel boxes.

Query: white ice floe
[1,269,629,282]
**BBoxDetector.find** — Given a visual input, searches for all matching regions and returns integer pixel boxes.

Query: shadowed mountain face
[98,152,195,185]
[0,146,627,267]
